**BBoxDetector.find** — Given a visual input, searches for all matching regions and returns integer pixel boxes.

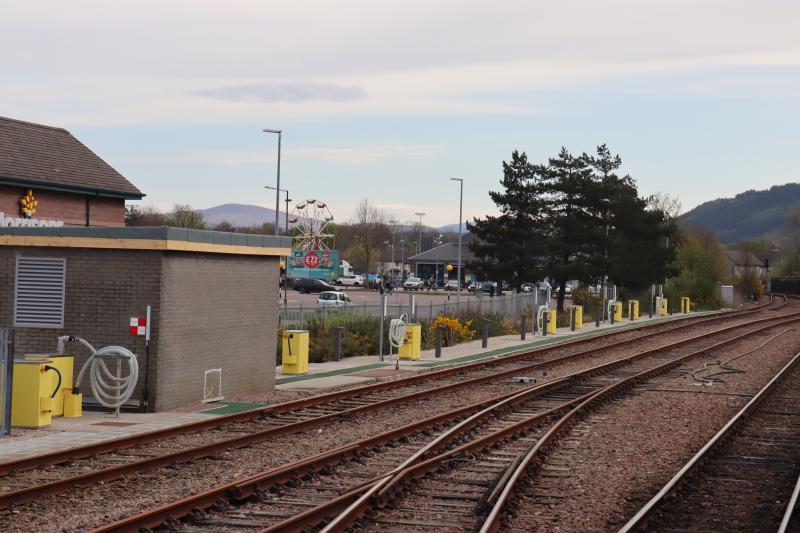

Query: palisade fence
[278,290,550,327]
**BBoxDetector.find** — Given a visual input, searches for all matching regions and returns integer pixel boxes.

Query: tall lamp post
[414,211,426,254]
[262,128,282,235]
[266,185,291,305]
[450,178,464,310]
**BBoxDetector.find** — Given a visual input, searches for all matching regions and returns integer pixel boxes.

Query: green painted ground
[200,401,269,416]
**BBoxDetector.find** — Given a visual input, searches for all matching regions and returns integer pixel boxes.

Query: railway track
[87,297,799,533]
[619,348,800,533]
[0,298,784,512]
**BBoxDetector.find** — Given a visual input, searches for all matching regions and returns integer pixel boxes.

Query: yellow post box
[281,330,309,374]
[547,310,557,334]
[628,300,639,320]
[613,301,622,322]
[399,324,422,360]
[681,296,691,314]
[659,298,668,316]
[572,306,583,329]
[24,354,73,417]
[11,360,56,428]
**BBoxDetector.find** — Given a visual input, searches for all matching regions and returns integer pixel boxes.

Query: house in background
[0,116,143,227]
[724,249,765,278]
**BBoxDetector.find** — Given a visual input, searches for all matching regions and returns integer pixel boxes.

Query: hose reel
[58,336,139,411]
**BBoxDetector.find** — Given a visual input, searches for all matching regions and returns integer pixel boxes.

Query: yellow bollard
[659,298,668,316]
[681,296,691,314]
[281,330,309,374]
[628,300,639,320]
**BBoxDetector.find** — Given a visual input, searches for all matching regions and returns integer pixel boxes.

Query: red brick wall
[0,184,125,226]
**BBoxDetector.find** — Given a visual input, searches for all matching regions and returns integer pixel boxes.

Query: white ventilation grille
[14,256,66,328]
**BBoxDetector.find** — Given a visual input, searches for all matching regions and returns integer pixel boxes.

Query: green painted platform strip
[200,401,269,416]
[275,363,389,384]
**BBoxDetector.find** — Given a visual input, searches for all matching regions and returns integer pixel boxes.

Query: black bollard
[520,314,527,340]
[542,311,548,337]
[333,326,343,361]
[482,319,489,348]
[435,325,444,358]
[571,307,576,332]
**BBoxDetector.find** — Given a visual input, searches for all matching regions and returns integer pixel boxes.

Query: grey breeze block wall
[155,252,278,410]
[0,247,279,411]
[0,247,161,403]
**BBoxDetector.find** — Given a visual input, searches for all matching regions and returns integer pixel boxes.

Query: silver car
[317,291,352,307]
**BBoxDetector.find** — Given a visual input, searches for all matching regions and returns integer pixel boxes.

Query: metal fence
[278,290,550,327]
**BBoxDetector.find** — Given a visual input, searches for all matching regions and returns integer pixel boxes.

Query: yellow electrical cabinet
[24,354,73,417]
[11,360,56,428]
[681,296,691,314]
[572,306,583,329]
[282,330,309,374]
[659,298,668,316]
[547,310,557,334]
[399,324,422,360]
[613,302,622,322]
[628,300,639,320]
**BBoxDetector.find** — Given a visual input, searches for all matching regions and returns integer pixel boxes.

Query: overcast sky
[2,1,799,226]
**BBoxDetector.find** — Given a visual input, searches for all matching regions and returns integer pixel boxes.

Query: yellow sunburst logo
[19,189,38,218]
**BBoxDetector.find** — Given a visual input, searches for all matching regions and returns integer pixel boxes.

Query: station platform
[0,311,708,465]
[275,311,707,391]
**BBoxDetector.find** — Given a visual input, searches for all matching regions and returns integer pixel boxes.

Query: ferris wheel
[289,198,335,251]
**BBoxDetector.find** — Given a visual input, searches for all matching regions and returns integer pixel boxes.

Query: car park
[293,278,341,294]
[444,279,460,291]
[403,277,425,290]
[317,291,352,307]
[336,274,364,287]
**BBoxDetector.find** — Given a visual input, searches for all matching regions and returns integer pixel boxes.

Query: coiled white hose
[389,314,408,349]
[69,337,139,409]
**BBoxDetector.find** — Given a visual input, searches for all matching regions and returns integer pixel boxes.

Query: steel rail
[779,471,800,533]
[479,315,800,533]
[619,349,800,533]
[90,306,795,533]
[0,300,781,511]
[319,311,800,533]
[0,300,763,477]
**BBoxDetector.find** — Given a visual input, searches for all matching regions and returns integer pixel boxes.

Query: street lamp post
[414,212,426,254]
[266,185,291,306]
[450,178,464,310]
[262,128,282,235]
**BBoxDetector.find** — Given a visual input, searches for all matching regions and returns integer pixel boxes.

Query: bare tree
[648,192,682,220]
[170,204,207,229]
[349,198,389,273]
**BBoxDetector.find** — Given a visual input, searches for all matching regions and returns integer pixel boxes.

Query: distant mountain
[681,183,800,243]
[438,223,469,233]
[199,204,283,228]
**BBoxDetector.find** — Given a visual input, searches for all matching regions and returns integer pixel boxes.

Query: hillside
[681,183,800,243]
[199,204,281,228]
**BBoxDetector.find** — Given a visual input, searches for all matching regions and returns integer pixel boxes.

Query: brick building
[0,227,290,410]
[0,116,142,227]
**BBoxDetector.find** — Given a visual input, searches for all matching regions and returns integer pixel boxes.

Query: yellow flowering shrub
[430,315,475,345]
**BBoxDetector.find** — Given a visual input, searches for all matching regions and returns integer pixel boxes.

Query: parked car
[479,281,496,293]
[317,291,352,307]
[403,277,425,290]
[293,278,341,294]
[336,274,364,287]
[444,279,460,291]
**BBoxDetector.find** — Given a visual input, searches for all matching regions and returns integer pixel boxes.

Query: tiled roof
[0,116,143,198]
[407,241,475,263]
[724,249,764,267]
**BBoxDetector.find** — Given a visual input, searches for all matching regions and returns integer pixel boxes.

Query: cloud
[191,81,366,103]
[190,144,439,166]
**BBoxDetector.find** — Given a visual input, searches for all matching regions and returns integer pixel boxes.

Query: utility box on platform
[24,354,73,417]
[11,360,56,428]
[282,330,309,374]
[628,301,639,320]
[399,324,422,360]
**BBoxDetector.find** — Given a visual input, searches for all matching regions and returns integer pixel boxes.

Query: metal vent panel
[14,257,66,328]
